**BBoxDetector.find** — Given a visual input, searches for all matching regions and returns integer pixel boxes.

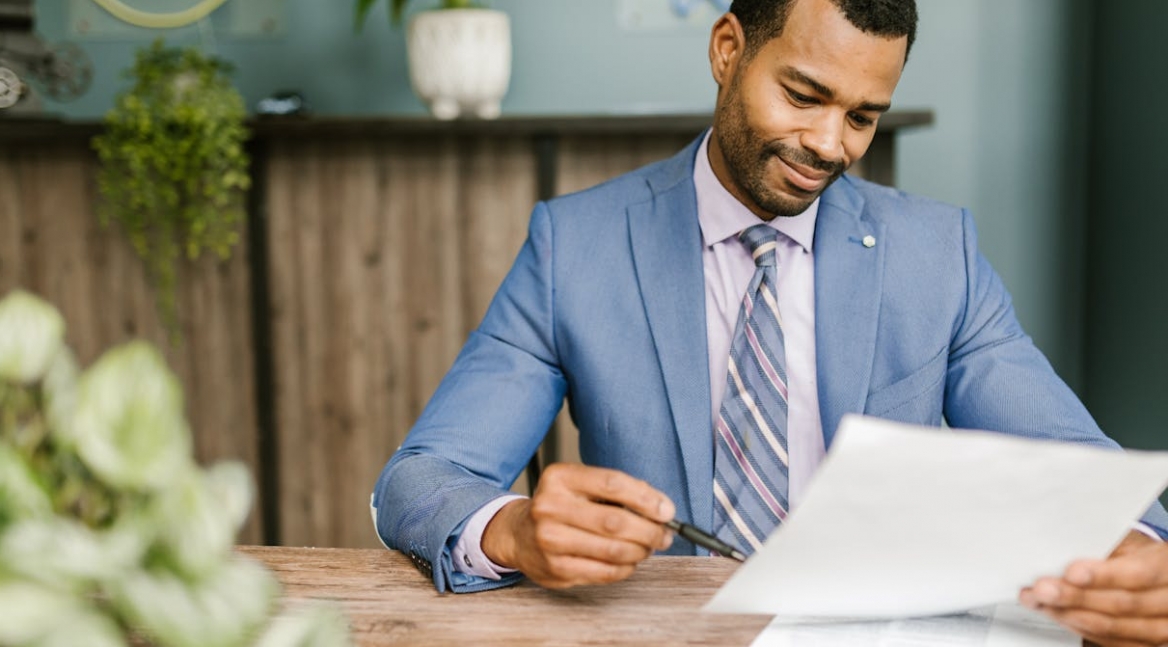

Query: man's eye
[787,90,815,106]
[849,112,875,128]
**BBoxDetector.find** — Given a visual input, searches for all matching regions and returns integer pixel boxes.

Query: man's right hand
[480,463,676,589]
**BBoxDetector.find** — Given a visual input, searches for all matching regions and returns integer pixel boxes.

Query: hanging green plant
[92,39,250,339]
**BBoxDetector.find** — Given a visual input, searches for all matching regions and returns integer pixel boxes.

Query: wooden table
[239,546,771,646]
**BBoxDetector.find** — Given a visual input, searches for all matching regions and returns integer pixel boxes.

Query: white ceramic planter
[406,8,511,120]
[0,65,23,110]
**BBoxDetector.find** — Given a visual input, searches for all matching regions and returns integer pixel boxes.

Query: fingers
[541,463,676,522]
[532,493,671,551]
[529,555,637,589]
[531,522,662,566]
[1019,542,1168,647]
[1029,605,1168,646]
[1062,546,1168,591]
[532,464,674,551]
[1023,578,1168,617]
[504,464,677,589]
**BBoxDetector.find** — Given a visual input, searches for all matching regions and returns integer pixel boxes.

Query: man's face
[709,0,908,219]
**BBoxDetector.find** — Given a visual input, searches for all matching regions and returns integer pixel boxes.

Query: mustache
[767,142,845,176]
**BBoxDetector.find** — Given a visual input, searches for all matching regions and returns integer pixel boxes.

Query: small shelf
[0,111,934,144]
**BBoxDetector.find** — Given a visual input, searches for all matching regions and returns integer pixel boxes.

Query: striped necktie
[713,224,790,555]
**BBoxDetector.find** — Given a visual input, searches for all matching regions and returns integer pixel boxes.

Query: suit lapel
[814,178,885,449]
[628,142,714,531]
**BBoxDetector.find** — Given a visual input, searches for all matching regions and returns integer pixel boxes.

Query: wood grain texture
[0,142,262,543]
[240,546,769,646]
[555,133,702,197]
[265,135,536,548]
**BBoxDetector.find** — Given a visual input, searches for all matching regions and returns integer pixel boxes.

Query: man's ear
[709,13,746,88]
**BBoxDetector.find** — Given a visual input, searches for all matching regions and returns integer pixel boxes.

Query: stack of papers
[753,604,1078,647]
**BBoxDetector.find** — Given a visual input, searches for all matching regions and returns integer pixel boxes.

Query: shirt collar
[693,130,818,253]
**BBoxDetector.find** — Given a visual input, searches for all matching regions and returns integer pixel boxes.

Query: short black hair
[729,0,918,60]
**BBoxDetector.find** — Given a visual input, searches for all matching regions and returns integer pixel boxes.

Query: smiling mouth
[777,156,832,194]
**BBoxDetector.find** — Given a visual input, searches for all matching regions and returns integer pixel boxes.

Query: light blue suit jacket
[373,134,1168,592]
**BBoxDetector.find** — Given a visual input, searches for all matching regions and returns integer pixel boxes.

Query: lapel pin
[862,235,876,248]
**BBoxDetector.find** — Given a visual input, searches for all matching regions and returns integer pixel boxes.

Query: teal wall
[33,0,718,118]
[1083,0,1168,462]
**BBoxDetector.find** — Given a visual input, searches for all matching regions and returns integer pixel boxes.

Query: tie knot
[739,225,779,268]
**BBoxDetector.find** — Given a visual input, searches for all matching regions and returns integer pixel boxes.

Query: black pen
[606,501,748,562]
[663,519,748,562]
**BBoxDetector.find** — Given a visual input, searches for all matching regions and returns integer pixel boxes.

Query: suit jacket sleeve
[371,202,566,591]
[943,209,1168,538]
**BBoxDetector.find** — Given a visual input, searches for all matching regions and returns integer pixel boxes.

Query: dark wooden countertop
[0,110,933,144]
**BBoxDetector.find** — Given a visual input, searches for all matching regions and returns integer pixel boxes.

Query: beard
[714,77,847,218]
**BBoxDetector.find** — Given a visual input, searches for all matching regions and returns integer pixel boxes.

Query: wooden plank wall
[0,142,263,544]
[265,135,537,548]
[556,134,700,195]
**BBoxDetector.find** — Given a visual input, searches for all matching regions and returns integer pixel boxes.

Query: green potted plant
[355,0,512,120]
[92,40,250,339]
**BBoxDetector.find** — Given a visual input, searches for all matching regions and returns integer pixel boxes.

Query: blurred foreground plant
[0,290,351,647]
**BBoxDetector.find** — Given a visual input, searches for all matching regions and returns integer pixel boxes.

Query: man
[372,0,1168,644]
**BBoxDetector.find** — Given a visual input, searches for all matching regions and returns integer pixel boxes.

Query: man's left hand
[1020,531,1168,647]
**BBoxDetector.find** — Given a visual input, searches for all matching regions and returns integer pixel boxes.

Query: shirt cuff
[1134,522,1164,542]
[451,494,528,579]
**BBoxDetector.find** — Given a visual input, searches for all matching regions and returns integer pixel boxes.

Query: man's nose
[799,112,846,167]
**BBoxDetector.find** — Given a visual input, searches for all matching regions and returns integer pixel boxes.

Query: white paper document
[704,415,1168,618]
[751,603,1079,647]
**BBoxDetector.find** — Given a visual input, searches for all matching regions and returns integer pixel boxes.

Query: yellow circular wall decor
[90,0,230,29]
